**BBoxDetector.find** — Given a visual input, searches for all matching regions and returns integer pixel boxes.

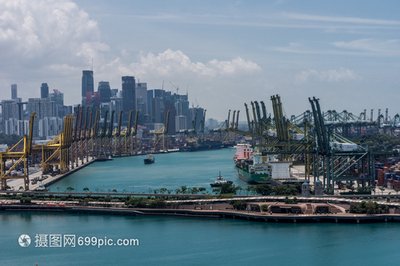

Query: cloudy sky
[0,0,399,120]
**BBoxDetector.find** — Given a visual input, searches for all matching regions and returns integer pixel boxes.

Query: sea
[1,149,400,266]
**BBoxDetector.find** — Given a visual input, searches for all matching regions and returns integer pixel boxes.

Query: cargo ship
[234,144,291,184]
[181,139,225,152]
[234,144,271,184]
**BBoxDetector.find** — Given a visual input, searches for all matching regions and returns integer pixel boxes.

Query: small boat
[144,154,155,164]
[36,185,48,191]
[210,172,233,187]
[96,154,113,162]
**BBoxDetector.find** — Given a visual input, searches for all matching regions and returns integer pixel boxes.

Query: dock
[7,157,95,191]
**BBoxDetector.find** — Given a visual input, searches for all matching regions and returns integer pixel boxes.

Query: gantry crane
[37,115,74,174]
[153,110,170,151]
[0,112,35,190]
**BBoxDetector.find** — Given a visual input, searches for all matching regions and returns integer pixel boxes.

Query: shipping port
[0,94,399,198]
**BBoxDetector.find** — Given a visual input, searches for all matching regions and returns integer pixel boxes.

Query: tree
[175,186,187,194]
[254,184,273,195]
[159,188,168,194]
[232,200,247,210]
[350,201,389,214]
[220,183,239,194]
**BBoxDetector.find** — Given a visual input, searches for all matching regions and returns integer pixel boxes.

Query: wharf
[1,203,400,223]
[7,157,96,191]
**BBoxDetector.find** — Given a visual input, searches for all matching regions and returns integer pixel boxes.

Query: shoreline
[1,204,400,223]
[42,158,97,188]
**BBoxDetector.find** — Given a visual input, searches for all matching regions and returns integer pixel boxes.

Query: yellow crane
[37,115,74,175]
[0,112,35,190]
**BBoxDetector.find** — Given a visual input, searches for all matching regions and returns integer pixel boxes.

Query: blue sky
[1,0,399,120]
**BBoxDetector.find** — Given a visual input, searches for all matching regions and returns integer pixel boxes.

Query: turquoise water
[48,149,248,193]
[1,212,400,266]
[3,150,400,265]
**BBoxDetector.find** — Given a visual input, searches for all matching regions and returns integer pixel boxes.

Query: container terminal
[0,94,399,201]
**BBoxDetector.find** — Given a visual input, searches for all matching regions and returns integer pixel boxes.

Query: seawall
[1,204,400,223]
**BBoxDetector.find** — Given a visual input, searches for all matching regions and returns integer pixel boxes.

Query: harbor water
[48,148,247,193]
[1,212,400,266]
[2,149,400,265]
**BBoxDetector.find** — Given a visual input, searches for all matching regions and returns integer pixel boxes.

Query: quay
[1,193,400,223]
[7,157,96,191]
[1,202,400,223]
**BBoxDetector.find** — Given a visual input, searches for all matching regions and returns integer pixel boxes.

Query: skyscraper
[11,84,17,100]
[41,83,49,98]
[98,81,111,103]
[121,76,135,113]
[82,70,94,105]
[136,83,148,123]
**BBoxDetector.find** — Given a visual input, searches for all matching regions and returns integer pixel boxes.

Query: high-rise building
[40,83,49,98]
[175,115,187,132]
[82,70,94,105]
[49,90,64,106]
[136,83,148,123]
[1,100,20,121]
[49,90,67,117]
[174,94,190,130]
[151,89,165,123]
[121,76,135,113]
[147,90,154,121]
[98,81,111,103]
[190,107,205,132]
[11,84,17,100]
[110,89,118,97]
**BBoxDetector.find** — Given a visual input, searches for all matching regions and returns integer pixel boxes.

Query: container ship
[234,144,291,184]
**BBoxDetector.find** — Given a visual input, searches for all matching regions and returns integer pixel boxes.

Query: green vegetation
[174,186,207,195]
[350,201,389,214]
[232,200,247,210]
[251,184,301,196]
[284,197,298,204]
[219,183,240,194]
[340,187,372,195]
[19,196,32,204]
[125,197,166,208]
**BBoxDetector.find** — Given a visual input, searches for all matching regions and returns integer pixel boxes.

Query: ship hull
[144,159,154,164]
[236,167,271,184]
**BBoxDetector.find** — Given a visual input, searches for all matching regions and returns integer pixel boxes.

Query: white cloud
[283,12,400,26]
[333,39,400,56]
[295,68,360,83]
[129,49,261,77]
[0,0,105,68]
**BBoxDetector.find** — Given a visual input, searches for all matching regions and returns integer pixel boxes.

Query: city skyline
[0,0,399,120]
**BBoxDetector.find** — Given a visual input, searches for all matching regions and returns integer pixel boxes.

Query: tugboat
[210,172,233,187]
[144,154,155,164]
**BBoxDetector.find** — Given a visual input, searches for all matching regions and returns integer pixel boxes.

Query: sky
[0,0,399,120]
